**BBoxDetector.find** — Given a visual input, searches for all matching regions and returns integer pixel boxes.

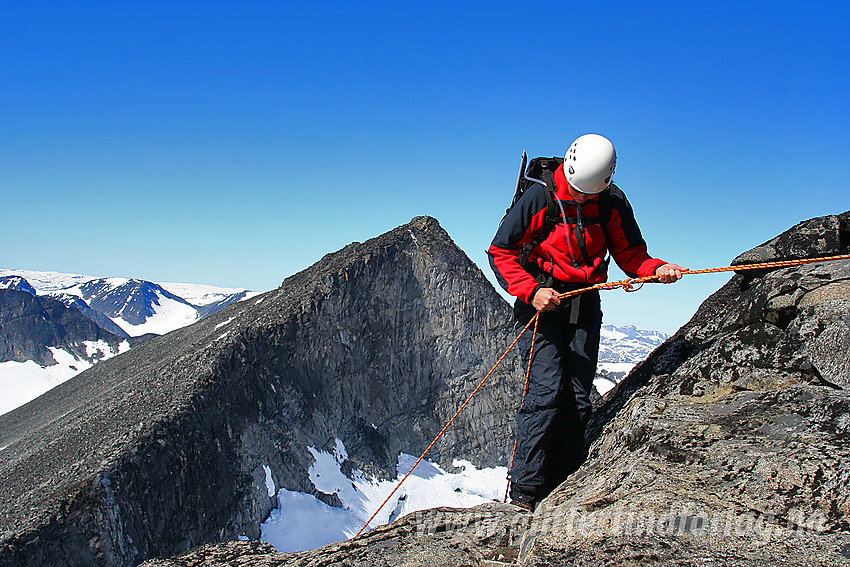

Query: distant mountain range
[0,269,668,416]
[0,269,258,337]
[595,324,669,396]
[0,269,260,414]
[599,324,668,363]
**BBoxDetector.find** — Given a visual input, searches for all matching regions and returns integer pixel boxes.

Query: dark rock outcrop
[62,295,135,339]
[0,289,130,366]
[0,275,38,295]
[0,217,521,567]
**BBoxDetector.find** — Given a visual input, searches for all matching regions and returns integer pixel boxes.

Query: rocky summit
[138,211,850,567]
[0,216,523,567]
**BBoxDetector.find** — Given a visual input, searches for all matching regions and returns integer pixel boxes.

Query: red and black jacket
[488,163,666,304]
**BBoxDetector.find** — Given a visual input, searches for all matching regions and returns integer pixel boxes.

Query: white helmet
[564,134,617,195]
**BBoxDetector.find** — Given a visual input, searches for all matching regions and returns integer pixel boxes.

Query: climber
[488,133,687,511]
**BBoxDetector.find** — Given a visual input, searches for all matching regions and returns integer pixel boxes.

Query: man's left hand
[655,263,688,283]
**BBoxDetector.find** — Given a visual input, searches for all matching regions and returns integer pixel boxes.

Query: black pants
[509,290,602,503]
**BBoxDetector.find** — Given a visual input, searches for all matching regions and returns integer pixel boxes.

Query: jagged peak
[277,216,475,302]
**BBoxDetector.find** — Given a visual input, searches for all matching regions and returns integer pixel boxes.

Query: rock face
[0,289,130,366]
[142,211,850,567]
[0,217,522,567]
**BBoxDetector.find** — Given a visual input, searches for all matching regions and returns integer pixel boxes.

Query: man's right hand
[532,287,561,312]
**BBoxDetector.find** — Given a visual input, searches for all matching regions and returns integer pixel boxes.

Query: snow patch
[262,489,363,553]
[215,317,235,331]
[83,339,112,359]
[0,269,95,295]
[159,281,256,307]
[0,342,132,416]
[47,347,93,371]
[104,277,130,289]
[595,362,636,396]
[260,439,507,553]
[597,362,635,374]
[600,326,628,341]
[0,349,91,415]
[263,465,276,497]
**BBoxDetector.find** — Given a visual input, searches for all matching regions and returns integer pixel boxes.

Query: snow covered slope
[260,439,507,552]
[0,268,262,416]
[0,342,130,415]
[598,324,668,363]
[0,269,259,337]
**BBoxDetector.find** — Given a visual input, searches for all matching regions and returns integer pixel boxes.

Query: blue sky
[2,1,848,333]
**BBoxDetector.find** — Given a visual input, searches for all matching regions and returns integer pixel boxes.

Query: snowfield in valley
[260,439,507,552]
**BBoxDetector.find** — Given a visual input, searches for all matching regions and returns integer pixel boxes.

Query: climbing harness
[355,252,850,537]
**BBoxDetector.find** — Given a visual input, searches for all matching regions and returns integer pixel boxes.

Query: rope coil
[354,252,850,537]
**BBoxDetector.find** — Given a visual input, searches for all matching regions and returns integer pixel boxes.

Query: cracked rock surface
[142,503,532,567]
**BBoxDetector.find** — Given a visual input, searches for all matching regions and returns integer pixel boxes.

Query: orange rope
[354,312,539,537]
[504,313,538,502]
[554,253,850,301]
[354,252,850,537]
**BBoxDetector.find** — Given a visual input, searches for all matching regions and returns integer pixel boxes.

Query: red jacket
[488,163,666,304]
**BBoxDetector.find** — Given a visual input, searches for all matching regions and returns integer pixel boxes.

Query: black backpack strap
[573,202,594,267]
[541,170,559,222]
[518,173,559,268]
[590,188,613,274]
[596,188,612,243]
[564,188,613,273]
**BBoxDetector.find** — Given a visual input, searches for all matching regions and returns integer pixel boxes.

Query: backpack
[506,150,612,271]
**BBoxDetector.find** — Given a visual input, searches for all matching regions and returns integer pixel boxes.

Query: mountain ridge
[0,216,524,566]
